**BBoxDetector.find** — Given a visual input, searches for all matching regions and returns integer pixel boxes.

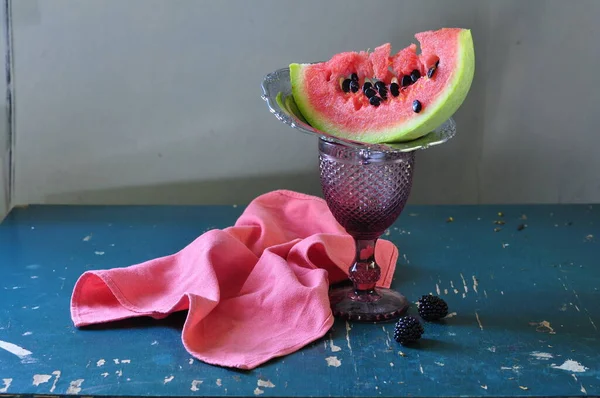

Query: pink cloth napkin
[70,190,399,369]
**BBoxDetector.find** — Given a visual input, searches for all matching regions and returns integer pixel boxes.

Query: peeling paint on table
[1,204,599,397]
[32,373,51,386]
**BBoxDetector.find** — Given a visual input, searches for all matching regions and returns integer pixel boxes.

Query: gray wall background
[9,0,600,206]
[1,1,9,219]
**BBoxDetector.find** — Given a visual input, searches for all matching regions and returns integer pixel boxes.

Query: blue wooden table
[0,203,599,397]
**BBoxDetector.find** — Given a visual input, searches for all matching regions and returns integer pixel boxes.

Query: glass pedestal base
[329,287,409,322]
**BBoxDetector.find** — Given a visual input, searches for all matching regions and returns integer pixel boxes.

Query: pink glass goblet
[318,138,415,322]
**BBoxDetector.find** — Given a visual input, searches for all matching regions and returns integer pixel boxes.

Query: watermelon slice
[289,28,474,144]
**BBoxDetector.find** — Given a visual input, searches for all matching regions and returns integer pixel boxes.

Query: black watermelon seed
[362,82,373,93]
[412,99,422,113]
[369,96,381,107]
[341,79,351,93]
[349,80,359,93]
[364,88,377,98]
[410,69,421,82]
[378,87,387,100]
[374,81,386,90]
[435,60,440,67]
[401,75,412,87]
[390,82,400,97]
[351,73,359,82]
[427,66,436,78]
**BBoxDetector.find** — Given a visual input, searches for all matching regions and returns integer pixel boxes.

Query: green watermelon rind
[276,91,309,125]
[290,29,475,144]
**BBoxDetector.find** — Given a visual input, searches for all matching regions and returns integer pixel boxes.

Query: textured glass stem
[349,238,381,293]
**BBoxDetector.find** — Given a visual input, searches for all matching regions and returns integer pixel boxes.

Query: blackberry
[393,316,424,345]
[418,295,449,321]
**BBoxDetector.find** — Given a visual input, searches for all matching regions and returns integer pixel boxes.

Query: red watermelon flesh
[289,28,475,143]
[371,43,393,82]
